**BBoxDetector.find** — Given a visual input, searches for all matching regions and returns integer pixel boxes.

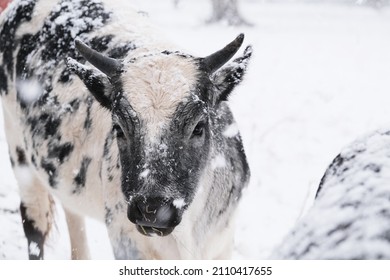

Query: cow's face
[68,34,252,237]
[113,55,212,237]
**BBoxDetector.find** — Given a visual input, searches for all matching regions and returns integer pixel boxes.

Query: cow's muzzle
[127,196,182,237]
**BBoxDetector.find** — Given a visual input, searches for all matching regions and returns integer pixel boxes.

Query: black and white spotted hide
[0,0,252,259]
[272,129,390,259]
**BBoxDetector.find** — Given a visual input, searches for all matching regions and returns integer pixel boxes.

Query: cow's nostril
[156,204,175,224]
[145,205,157,215]
[127,202,141,224]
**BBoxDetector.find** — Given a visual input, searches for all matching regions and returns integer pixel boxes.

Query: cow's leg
[64,208,90,260]
[18,175,55,260]
[9,144,55,260]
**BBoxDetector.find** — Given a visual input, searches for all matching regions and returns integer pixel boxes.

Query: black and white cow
[0,0,252,259]
[271,129,390,259]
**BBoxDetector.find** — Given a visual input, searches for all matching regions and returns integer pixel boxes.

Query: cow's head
[67,34,252,237]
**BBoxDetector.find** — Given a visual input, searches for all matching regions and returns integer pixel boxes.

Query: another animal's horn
[75,39,122,77]
[202,33,245,73]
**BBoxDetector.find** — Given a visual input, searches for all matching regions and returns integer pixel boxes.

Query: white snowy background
[1,0,390,259]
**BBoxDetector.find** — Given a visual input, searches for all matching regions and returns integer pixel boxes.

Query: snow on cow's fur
[271,129,390,259]
[0,0,252,259]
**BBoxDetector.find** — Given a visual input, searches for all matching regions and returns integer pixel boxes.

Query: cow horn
[75,39,122,77]
[203,33,245,73]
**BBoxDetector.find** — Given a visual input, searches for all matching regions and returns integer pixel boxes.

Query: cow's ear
[213,45,252,103]
[66,58,113,110]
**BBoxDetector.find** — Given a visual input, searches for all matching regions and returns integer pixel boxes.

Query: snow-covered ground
[2,0,390,259]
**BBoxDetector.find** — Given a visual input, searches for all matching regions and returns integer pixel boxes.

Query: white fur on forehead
[122,55,199,139]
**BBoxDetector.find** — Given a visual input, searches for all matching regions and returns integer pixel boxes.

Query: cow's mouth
[136,224,175,237]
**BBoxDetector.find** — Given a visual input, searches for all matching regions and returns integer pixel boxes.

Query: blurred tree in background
[207,0,252,26]
[356,0,389,8]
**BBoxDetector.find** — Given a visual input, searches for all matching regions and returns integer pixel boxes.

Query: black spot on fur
[89,35,114,52]
[107,42,137,59]
[69,99,81,111]
[16,146,27,166]
[0,0,36,78]
[106,163,116,182]
[161,50,193,60]
[20,203,45,260]
[0,66,7,95]
[40,0,111,63]
[161,50,173,55]
[58,69,72,84]
[35,91,58,108]
[16,34,38,78]
[27,113,61,139]
[73,157,92,194]
[105,206,113,226]
[45,117,61,139]
[40,159,57,188]
[26,116,38,137]
[15,33,40,108]
[31,155,37,167]
[103,133,114,159]
[84,96,94,131]
[116,157,121,169]
[48,142,74,163]
[26,110,61,140]
[39,113,50,122]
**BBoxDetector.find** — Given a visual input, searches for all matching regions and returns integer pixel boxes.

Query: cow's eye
[113,124,125,138]
[192,121,205,137]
